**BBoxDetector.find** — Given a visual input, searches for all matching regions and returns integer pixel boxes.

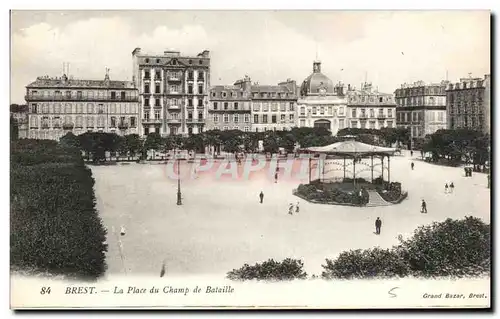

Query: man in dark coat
[259,191,264,204]
[411,162,414,170]
[375,217,382,235]
[421,199,427,213]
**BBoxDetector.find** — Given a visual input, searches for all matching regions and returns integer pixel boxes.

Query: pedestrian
[444,183,449,194]
[259,191,264,204]
[295,202,300,214]
[421,199,427,214]
[274,172,278,183]
[411,162,414,170]
[410,150,414,157]
[450,182,454,193]
[288,203,294,215]
[375,217,382,235]
[120,225,126,236]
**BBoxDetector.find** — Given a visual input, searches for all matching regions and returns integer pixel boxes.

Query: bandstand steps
[366,190,391,207]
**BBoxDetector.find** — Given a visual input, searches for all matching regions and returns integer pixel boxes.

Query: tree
[124,134,142,160]
[183,134,205,155]
[144,133,163,160]
[263,132,279,155]
[10,116,19,141]
[60,132,80,149]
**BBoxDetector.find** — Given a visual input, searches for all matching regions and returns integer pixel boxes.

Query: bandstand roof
[302,140,398,157]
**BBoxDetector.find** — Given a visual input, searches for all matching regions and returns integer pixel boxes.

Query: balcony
[187,118,204,124]
[167,104,181,110]
[187,77,195,82]
[141,118,162,125]
[167,76,181,82]
[166,118,181,124]
[118,122,129,129]
[166,91,181,95]
[143,76,151,81]
[25,94,139,102]
[62,123,74,130]
[154,76,162,82]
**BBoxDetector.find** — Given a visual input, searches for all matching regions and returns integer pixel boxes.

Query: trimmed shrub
[321,247,409,279]
[296,182,369,206]
[227,258,307,281]
[399,216,490,278]
[10,139,108,280]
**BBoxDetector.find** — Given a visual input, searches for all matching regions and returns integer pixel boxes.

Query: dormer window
[199,60,203,65]
[211,92,216,97]
[145,58,150,63]
[172,60,177,65]
[222,92,227,98]
[189,59,193,64]
[156,58,160,63]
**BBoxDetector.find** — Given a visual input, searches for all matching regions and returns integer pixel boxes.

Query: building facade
[132,48,210,136]
[207,76,252,132]
[10,104,29,139]
[346,82,397,129]
[251,79,298,132]
[446,74,490,134]
[394,80,449,140]
[25,73,139,140]
[297,61,347,135]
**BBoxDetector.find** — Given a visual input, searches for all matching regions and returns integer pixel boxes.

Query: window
[198,99,203,107]
[387,120,393,128]
[213,126,219,131]
[361,109,366,117]
[143,111,150,120]
[65,104,72,113]
[351,120,358,128]
[280,103,286,111]
[121,91,126,100]
[130,117,136,127]
[369,121,376,129]
[244,114,250,123]
[86,116,94,128]
[198,84,203,94]
[378,109,384,117]
[211,92,216,98]
[97,104,104,114]
[263,115,268,123]
[289,103,294,111]
[289,114,294,121]
[351,109,357,117]
[155,98,160,107]
[263,103,269,112]
[188,99,193,107]
[214,114,219,122]
[222,92,227,98]
[379,97,383,103]
[144,98,150,107]
[280,114,285,122]
[272,103,278,112]
[144,70,150,79]
[339,107,344,116]
[198,71,204,80]
[234,114,239,123]
[234,102,238,110]
[155,70,161,78]
[223,114,229,123]
[199,60,203,65]
[254,114,259,123]
[188,85,193,94]
[339,119,345,129]
[87,103,93,114]
[172,60,177,66]
[388,109,393,117]
[97,115,105,128]
[188,127,193,135]
[110,91,116,100]
[300,107,305,116]
[155,110,161,120]
[144,128,149,135]
[320,107,325,115]
[300,119,305,127]
[198,112,203,120]
[253,102,260,111]
[188,70,194,80]
[76,103,83,113]
[144,84,150,93]
[155,84,160,94]
[370,109,374,118]
[213,102,218,110]
[110,117,116,127]
[244,126,250,132]
[312,107,317,115]
[223,126,229,131]
[438,112,444,122]
[188,112,193,120]
[224,102,229,110]
[189,59,193,64]
[65,91,71,98]
[328,106,333,115]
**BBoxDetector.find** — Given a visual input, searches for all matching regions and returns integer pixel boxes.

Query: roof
[301,72,334,95]
[251,85,292,93]
[27,75,136,90]
[302,140,397,157]
[210,85,251,100]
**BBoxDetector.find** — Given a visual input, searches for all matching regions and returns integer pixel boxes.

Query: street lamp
[176,157,182,205]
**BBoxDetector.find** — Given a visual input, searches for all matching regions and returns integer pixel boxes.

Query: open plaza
[93,150,490,278]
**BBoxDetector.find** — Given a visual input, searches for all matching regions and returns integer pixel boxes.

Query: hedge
[227,258,307,281]
[321,217,490,279]
[11,139,108,280]
[296,182,369,206]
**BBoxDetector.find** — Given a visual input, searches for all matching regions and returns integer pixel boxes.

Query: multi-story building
[394,80,449,140]
[346,82,396,129]
[25,72,139,140]
[131,48,210,136]
[207,76,252,132]
[251,79,298,132]
[446,74,491,134]
[297,60,347,134]
[10,104,29,138]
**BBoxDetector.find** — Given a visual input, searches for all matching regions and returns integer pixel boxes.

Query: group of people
[258,191,300,215]
[444,182,455,194]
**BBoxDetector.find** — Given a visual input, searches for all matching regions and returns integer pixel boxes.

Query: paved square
[92,152,490,278]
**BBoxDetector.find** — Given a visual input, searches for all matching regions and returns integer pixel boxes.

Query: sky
[10,10,490,104]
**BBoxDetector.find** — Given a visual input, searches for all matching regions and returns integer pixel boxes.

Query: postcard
[10,9,491,309]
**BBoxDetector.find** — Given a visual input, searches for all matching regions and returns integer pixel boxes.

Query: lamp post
[176,157,182,205]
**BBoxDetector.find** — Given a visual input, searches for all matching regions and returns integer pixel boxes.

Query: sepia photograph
[9,8,492,309]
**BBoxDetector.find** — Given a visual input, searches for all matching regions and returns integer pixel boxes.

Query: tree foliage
[227,258,308,281]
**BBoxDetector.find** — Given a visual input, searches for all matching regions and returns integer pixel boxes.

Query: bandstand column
[388,155,391,184]
[353,156,356,187]
[371,155,374,183]
[381,156,384,181]
[343,157,346,180]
